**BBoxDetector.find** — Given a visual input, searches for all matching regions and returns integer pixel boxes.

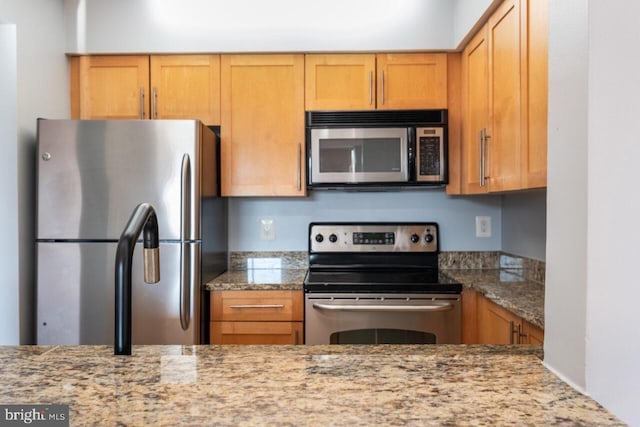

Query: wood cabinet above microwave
[70,55,221,125]
[305,53,447,111]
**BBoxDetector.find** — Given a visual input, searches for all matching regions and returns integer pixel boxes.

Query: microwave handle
[408,130,415,179]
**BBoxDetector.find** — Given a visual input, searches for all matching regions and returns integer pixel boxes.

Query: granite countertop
[204,269,306,291]
[445,269,545,329]
[0,344,623,426]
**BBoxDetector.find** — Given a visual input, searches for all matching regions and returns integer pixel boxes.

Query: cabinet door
[478,295,520,344]
[521,320,544,344]
[377,53,447,110]
[461,26,490,194]
[461,288,479,344]
[76,56,150,119]
[150,55,221,125]
[221,54,305,196]
[522,0,548,188]
[305,54,376,110]
[210,321,303,345]
[488,0,523,191]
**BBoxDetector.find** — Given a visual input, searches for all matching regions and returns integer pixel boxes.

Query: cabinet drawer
[210,321,303,345]
[210,290,303,322]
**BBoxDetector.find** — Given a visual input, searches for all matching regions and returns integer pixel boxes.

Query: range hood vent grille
[306,110,447,127]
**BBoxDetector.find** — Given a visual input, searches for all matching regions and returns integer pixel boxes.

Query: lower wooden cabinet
[463,288,544,345]
[211,321,303,345]
[210,290,303,345]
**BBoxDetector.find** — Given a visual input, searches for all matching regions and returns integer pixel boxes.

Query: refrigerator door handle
[180,154,191,330]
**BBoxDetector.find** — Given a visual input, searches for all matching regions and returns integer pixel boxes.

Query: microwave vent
[306,110,447,127]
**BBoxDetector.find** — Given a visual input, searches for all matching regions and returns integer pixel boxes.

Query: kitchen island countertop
[0,344,623,426]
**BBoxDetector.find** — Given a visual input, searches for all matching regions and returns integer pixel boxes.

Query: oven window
[318,138,402,173]
[330,329,436,345]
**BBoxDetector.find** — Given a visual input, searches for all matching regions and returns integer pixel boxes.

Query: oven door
[309,127,410,184]
[305,293,461,345]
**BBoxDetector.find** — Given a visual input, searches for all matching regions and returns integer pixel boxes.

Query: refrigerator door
[37,241,200,345]
[36,119,204,241]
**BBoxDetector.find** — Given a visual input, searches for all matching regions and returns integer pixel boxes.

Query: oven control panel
[310,223,438,253]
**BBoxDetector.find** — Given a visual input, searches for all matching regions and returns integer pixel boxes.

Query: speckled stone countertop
[445,269,545,329]
[205,251,307,291]
[205,268,306,291]
[0,344,624,426]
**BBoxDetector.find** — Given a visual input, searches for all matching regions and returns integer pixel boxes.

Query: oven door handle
[312,302,454,312]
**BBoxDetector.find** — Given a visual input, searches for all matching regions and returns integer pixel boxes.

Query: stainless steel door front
[304,293,461,345]
[36,241,200,345]
[36,119,202,241]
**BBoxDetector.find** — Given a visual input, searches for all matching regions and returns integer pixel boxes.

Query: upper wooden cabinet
[305,54,376,110]
[454,0,547,195]
[220,54,305,196]
[376,53,447,110]
[460,25,490,194]
[488,0,524,192]
[70,55,221,125]
[149,55,220,124]
[305,53,447,111]
[72,56,150,120]
[523,0,548,188]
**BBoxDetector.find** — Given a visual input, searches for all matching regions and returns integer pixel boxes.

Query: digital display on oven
[353,232,395,245]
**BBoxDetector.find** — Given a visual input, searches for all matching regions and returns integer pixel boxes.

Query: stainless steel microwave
[306,110,448,189]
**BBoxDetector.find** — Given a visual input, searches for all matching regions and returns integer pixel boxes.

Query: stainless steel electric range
[304,222,462,345]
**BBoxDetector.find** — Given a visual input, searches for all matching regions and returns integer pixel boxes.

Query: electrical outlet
[475,216,492,238]
[259,218,275,240]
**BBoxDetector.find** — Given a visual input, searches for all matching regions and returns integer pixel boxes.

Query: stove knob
[315,234,324,243]
[329,234,338,243]
[410,234,420,243]
[425,233,434,243]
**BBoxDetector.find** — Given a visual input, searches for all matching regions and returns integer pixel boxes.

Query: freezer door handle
[180,154,191,330]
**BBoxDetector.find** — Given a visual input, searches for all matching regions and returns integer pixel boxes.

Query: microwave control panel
[416,127,445,182]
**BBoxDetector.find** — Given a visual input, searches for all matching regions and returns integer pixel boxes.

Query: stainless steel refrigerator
[36,119,227,345]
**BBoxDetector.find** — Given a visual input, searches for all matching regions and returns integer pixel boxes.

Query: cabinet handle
[139,88,145,119]
[152,87,158,119]
[295,329,300,345]
[509,320,515,344]
[381,70,385,105]
[229,304,285,309]
[479,128,490,186]
[368,71,373,106]
[479,129,484,186]
[518,324,527,344]
[297,143,302,192]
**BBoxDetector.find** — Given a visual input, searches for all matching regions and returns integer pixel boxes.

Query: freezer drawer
[36,241,201,345]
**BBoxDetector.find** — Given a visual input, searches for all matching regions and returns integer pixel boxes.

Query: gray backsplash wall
[228,190,503,251]
[501,189,547,261]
